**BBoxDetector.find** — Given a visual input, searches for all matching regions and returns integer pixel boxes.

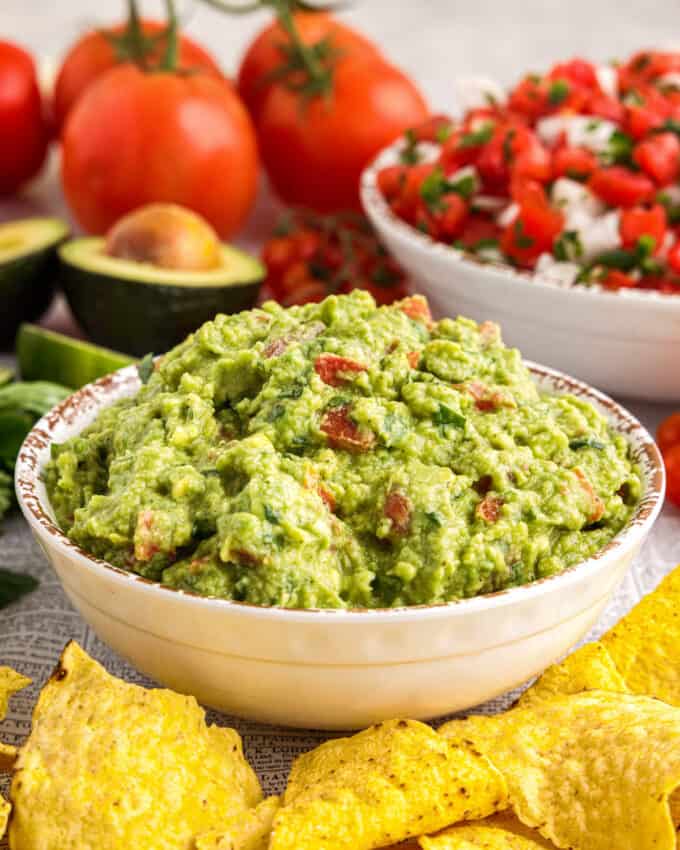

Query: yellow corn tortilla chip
[269,718,508,850]
[440,692,680,850]
[1,797,10,842]
[601,564,680,705]
[195,796,280,850]
[9,641,262,850]
[419,812,556,849]
[0,742,17,772]
[518,642,629,708]
[0,668,30,722]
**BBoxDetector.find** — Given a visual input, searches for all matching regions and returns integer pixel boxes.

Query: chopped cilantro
[570,437,606,450]
[548,79,570,105]
[601,129,634,166]
[432,403,466,429]
[459,122,494,148]
[435,122,454,144]
[554,230,583,262]
[264,504,280,524]
[502,129,516,164]
[327,395,349,408]
[420,166,479,212]
[660,118,680,138]
[657,190,680,224]
[400,128,421,165]
[425,510,444,528]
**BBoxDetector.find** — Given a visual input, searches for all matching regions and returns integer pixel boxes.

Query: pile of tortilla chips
[2,564,680,850]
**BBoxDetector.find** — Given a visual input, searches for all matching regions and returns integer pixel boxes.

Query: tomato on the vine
[0,40,48,195]
[237,11,379,121]
[658,413,680,455]
[662,443,680,507]
[54,18,223,132]
[258,54,428,211]
[61,64,258,236]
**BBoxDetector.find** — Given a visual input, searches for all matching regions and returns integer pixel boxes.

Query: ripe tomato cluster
[657,413,680,507]
[261,211,409,306]
[378,50,680,294]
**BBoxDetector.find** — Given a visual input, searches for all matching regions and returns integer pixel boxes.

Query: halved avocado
[0,218,69,348]
[59,238,265,356]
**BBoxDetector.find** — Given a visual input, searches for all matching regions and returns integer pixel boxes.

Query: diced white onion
[552,178,605,220]
[595,64,618,99]
[536,115,618,153]
[535,253,582,287]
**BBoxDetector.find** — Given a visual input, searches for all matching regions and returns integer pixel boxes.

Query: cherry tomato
[658,412,680,454]
[258,56,428,212]
[61,64,259,236]
[588,166,655,207]
[552,146,598,180]
[0,41,48,195]
[237,11,379,121]
[54,19,223,132]
[633,132,680,185]
[662,442,680,507]
[619,204,667,252]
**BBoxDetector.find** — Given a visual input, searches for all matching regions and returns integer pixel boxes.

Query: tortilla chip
[269,718,508,850]
[418,812,556,849]
[0,742,17,772]
[518,642,629,708]
[0,797,10,841]
[195,796,280,850]
[9,642,262,849]
[601,564,680,705]
[0,668,30,721]
[440,692,680,850]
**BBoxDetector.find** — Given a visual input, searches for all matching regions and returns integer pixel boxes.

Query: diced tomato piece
[500,191,564,267]
[432,192,468,240]
[377,164,408,201]
[397,295,433,327]
[626,104,665,140]
[134,511,161,562]
[476,137,509,193]
[508,75,551,122]
[384,489,412,535]
[586,93,626,123]
[512,128,552,183]
[318,484,336,512]
[457,213,500,248]
[409,114,455,143]
[314,353,367,387]
[588,166,655,207]
[476,494,503,523]
[392,162,437,222]
[601,269,638,290]
[552,146,598,181]
[574,468,605,523]
[619,204,667,252]
[549,58,599,89]
[459,380,513,411]
[633,132,680,185]
[320,404,375,453]
[407,350,421,368]
[667,240,680,275]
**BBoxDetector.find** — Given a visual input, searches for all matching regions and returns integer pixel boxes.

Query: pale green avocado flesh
[45,291,642,609]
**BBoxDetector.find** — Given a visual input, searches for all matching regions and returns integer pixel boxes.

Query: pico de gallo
[377,49,680,293]
[261,210,410,306]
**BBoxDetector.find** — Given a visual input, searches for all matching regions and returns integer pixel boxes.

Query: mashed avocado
[45,291,642,609]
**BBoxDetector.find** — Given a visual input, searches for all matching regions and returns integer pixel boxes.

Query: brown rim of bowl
[15,361,665,619]
[360,137,680,308]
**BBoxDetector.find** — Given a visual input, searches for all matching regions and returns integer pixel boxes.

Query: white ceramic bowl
[361,140,680,402]
[16,364,663,730]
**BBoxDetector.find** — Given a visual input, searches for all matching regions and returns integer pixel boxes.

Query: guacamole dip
[45,291,642,608]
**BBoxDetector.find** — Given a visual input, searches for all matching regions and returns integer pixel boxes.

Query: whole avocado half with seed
[59,205,264,357]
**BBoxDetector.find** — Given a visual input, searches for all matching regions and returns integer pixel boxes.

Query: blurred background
[7,0,679,107]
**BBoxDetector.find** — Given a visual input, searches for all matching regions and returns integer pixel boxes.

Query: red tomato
[633,132,680,185]
[258,56,428,212]
[314,353,367,386]
[281,281,327,306]
[548,58,598,89]
[601,269,637,290]
[588,166,655,207]
[377,164,408,201]
[511,128,552,182]
[457,214,500,248]
[662,443,680,507]
[508,75,551,122]
[658,412,680,454]
[237,11,379,121]
[54,19,223,132]
[586,93,626,124]
[391,162,436,222]
[619,204,667,252]
[61,65,259,236]
[0,41,48,195]
[320,404,375,452]
[552,146,598,180]
[408,114,455,143]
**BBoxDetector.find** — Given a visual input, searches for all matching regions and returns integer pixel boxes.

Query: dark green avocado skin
[61,268,262,356]
[0,246,61,349]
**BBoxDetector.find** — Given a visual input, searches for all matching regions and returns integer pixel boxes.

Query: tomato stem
[160,0,180,71]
